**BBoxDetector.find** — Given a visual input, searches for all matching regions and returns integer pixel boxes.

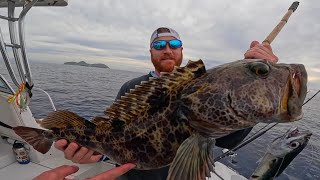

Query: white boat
[0,1,247,179]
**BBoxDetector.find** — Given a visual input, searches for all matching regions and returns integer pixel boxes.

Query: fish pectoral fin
[167,133,215,180]
[13,126,53,154]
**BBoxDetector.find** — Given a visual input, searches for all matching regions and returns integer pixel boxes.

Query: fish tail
[14,111,97,154]
[13,126,53,154]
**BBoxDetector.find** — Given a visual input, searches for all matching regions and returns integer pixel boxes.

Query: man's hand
[244,41,278,63]
[55,139,102,164]
[85,163,136,180]
[33,163,136,180]
[33,165,79,180]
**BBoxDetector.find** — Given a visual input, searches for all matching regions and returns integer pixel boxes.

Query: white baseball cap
[150,27,180,47]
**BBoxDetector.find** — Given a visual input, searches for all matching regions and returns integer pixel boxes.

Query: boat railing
[33,87,56,111]
[0,73,14,94]
[0,0,68,101]
[0,0,68,164]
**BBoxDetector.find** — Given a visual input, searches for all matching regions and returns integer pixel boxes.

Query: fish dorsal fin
[91,116,113,130]
[40,110,93,129]
[185,59,206,75]
[104,60,206,125]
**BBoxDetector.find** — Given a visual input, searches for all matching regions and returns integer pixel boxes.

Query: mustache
[161,56,175,60]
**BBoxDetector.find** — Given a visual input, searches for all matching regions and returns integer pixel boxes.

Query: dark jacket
[116,73,252,180]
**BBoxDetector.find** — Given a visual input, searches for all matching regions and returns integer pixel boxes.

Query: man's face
[150,36,183,74]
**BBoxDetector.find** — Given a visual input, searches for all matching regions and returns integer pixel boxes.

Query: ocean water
[1,62,319,179]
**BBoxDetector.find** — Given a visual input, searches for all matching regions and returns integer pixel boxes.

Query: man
[53,27,278,179]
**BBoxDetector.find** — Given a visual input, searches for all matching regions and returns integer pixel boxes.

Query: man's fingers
[88,163,136,180]
[261,42,273,51]
[89,154,103,163]
[33,165,79,180]
[244,50,265,60]
[80,150,102,164]
[54,139,68,151]
[247,46,271,57]
[53,165,79,178]
[64,143,79,160]
[73,147,89,163]
[79,149,94,164]
[245,42,278,63]
[250,41,259,48]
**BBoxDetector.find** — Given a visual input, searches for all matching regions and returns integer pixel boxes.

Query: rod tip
[289,1,300,12]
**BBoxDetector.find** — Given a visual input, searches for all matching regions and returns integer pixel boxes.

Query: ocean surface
[1,62,319,179]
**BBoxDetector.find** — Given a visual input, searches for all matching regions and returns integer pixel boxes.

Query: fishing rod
[262,1,300,44]
[214,1,301,162]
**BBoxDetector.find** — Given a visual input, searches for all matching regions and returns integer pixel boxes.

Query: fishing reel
[222,148,238,164]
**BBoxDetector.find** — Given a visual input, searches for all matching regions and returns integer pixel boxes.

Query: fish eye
[290,141,300,148]
[248,62,270,77]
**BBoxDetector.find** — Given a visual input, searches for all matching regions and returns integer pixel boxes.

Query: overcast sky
[0,0,319,89]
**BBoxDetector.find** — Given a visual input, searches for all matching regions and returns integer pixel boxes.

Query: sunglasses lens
[169,39,182,49]
[153,40,167,50]
[152,40,182,50]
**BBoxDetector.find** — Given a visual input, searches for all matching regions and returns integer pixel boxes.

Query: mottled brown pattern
[17,59,307,171]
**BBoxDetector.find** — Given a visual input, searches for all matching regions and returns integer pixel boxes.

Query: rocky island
[64,61,109,69]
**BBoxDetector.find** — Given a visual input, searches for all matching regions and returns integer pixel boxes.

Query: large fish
[13,59,308,180]
[251,127,311,180]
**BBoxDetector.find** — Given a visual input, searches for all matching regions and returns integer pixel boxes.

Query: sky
[0,0,319,89]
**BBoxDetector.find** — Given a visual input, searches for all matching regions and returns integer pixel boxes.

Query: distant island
[64,61,109,69]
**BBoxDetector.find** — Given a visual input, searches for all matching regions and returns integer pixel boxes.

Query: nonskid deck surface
[0,137,115,180]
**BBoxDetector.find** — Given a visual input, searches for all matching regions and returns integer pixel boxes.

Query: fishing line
[272,156,286,180]
[212,171,225,180]
[302,89,320,106]
[214,123,278,162]
[243,123,270,142]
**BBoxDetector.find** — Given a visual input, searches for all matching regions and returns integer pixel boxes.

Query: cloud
[0,0,318,77]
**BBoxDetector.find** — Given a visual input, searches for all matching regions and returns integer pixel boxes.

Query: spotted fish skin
[180,60,307,135]
[13,59,308,180]
[95,60,206,169]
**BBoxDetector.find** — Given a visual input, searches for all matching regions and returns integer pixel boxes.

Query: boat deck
[0,137,115,180]
[0,136,248,180]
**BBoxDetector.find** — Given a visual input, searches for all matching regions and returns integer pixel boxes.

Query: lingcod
[13,59,308,180]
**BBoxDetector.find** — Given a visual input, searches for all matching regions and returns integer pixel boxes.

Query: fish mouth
[280,64,308,122]
[286,127,312,140]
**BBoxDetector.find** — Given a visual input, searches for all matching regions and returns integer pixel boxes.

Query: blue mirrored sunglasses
[152,39,182,50]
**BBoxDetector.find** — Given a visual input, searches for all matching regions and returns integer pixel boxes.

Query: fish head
[208,59,308,125]
[181,59,308,135]
[268,126,312,158]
